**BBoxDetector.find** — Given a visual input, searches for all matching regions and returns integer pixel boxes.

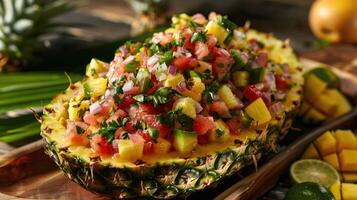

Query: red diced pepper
[243,85,261,102]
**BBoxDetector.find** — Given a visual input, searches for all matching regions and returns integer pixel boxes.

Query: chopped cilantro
[190,32,207,43]
[76,126,85,134]
[215,128,224,137]
[203,82,220,103]
[160,50,174,64]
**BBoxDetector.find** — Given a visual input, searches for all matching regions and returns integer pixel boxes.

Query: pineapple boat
[41,13,303,199]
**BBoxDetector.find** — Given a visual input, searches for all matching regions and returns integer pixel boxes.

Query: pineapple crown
[0,0,74,71]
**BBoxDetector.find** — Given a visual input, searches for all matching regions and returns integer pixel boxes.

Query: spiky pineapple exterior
[41,14,303,199]
[0,0,73,72]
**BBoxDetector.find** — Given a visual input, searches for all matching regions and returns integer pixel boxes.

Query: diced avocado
[136,68,151,93]
[148,127,159,139]
[154,138,171,155]
[232,71,249,87]
[83,77,107,98]
[118,139,144,161]
[68,100,89,121]
[174,97,197,119]
[249,67,266,83]
[164,73,185,88]
[314,131,337,156]
[208,120,230,142]
[324,89,352,117]
[205,21,229,45]
[245,98,271,126]
[173,129,197,154]
[304,74,327,103]
[85,58,108,78]
[218,85,239,109]
[302,144,320,159]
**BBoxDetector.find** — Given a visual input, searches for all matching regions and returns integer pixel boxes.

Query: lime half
[290,159,340,188]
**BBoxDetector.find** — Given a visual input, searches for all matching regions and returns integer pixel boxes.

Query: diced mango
[174,97,197,119]
[154,138,171,155]
[190,77,205,100]
[218,85,239,109]
[302,144,320,159]
[86,58,108,78]
[304,74,327,103]
[339,150,357,172]
[302,107,327,124]
[245,98,271,126]
[84,77,108,98]
[68,100,89,121]
[118,139,144,161]
[208,120,230,142]
[342,173,357,183]
[342,183,357,200]
[330,183,341,200]
[334,130,357,152]
[324,89,352,117]
[164,73,185,88]
[205,21,229,45]
[314,131,337,156]
[197,61,212,73]
[323,153,340,170]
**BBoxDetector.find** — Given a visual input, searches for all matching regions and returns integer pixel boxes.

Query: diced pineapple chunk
[334,130,357,152]
[174,97,197,119]
[86,58,108,78]
[190,77,205,95]
[208,120,230,142]
[84,77,108,98]
[118,139,144,161]
[339,150,357,172]
[342,183,357,200]
[154,138,171,155]
[197,61,212,73]
[303,107,327,124]
[314,131,337,156]
[245,98,272,126]
[342,173,357,183]
[302,144,320,159]
[218,85,239,109]
[323,154,340,170]
[68,100,89,121]
[236,129,259,142]
[205,21,229,45]
[330,183,341,200]
[324,89,352,117]
[304,74,327,103]
[164,73,185,88]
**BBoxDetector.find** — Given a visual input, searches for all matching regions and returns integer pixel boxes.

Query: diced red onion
[265,72,276,90]
[175,81,187,93]
[112,139,119,149]
[168,65,177,75]
[274,92,286,100]
[89,101,102,115]
[255,83,265,90]
[122,80,134,93]
[240,52,249,64]
[123,55,135,65]
[269,102,282,113]
[147,55,159,67]
[119,46,128,55]
[194,101,203,113]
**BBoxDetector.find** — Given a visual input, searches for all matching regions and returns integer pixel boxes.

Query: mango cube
[164,73,185,88]
[342,183,357,200]
[302,107,327,124]
[314,131,337,156]
[302,144,320,159]
[304,74,327,103]
[118,139,144,161]
[342,173,357,183]
[334,130,357,152]
[205,21,228,45]
[339,150,357,172]
[325,89,352,117]
[174,97,197,119]
[323,154,340,170]
[330,183,341,200]
[245,98,272,126]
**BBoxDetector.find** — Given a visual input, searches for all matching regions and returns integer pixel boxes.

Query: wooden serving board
[0,58,356,200]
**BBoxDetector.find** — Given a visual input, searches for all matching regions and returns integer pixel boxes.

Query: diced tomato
[137,130,151,142]
[210,101,231,118]
[261,92,272,106]
[125,86,140,95]
[184,35,195,50]
[212,47,234,75]
[226,118,241,135]
[117,96,136,110]
[147,83,159,95]
[90,135,115,156]
[83,112,97,126]
[243,85,261,102]
[124,121,136,133]
[172,57,197,71]
[66,122,89,146]
[193,115,215,135]
[106,109,127,123]
[143,115,171,138]
[256,51,268,67]
[143,141,154,154]
[139,103,157,115]
[275,75,288,91]
[194,42,209,60]
[197,135,209,145]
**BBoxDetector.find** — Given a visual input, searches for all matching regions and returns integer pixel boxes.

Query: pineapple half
[41,13,303,199]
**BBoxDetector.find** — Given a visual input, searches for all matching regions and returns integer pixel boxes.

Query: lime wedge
[290,159,340,188]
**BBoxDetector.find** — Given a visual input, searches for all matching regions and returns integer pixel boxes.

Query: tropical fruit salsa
[42,13,302,165]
